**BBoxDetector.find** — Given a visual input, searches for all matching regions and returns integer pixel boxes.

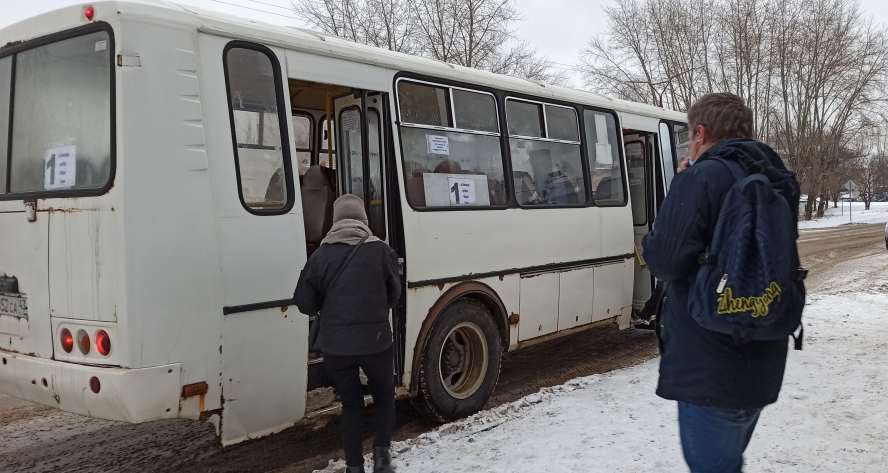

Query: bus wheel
[416,298,503,422]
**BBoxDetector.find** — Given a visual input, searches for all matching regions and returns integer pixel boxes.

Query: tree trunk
[865,197,872,210]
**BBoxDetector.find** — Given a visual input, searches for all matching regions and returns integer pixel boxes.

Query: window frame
[291,111,314,154]
[396,78,502,138]
[394,76,508,211]
[0,21,116,202]
[366,106,387,239]
[583,107,629,208]
[624,139,649,226]
[222,41,295,216]
[290,111,313,176]
[337,104,364,195]
[393,73,633,212]
[504,97,581,144]
[504,96,587,209]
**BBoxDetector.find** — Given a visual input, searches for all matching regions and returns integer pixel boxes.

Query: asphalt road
[0,223,884,473]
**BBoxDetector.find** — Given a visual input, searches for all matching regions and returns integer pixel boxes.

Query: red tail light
[96,330,111,356]
[76,330,90,355]
[84,6,95,21]
[89,376,101,394]
[60,328,74,353]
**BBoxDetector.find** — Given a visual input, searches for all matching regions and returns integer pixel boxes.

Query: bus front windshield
[0,29,112,196]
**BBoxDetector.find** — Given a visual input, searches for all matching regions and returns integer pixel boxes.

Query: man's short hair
[687,93,754,142]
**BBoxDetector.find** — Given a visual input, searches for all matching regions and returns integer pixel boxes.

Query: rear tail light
[60,328,74,353]
[89,376,101,394]
[96,330,111,356]
[76,330,90,355]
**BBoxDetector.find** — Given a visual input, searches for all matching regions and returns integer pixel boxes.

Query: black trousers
[324,346,396,467]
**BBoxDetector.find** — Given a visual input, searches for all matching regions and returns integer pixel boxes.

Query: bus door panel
[199,34,308,445]
[334,91,389,240]
[626,137,652,309]
[659,122,676,194]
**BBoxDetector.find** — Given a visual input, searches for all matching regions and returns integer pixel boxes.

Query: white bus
[0,1,688,445]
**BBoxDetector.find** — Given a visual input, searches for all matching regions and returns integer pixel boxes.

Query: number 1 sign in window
[448,176,477,206]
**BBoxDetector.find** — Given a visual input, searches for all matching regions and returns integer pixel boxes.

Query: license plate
[0,293,28,319]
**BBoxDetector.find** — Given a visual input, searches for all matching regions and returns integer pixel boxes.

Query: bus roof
[2,0,686,122]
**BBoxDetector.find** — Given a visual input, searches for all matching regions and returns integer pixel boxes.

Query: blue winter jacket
[642,139,792,409]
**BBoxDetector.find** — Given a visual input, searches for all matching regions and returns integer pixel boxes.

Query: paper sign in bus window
[426,135,450,155]
[44,146,77,190]
[448,176,476,205]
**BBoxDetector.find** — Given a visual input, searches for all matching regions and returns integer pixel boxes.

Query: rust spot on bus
[182,381,209,399]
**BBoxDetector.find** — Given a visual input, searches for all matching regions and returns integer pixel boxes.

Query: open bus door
[626,126,675,319]
[200,35,309,445]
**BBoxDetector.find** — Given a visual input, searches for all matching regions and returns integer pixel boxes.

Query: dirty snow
[798,201,888,230]
[316,253,888,473]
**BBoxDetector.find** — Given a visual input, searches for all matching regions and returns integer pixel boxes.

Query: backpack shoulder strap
[708,157,747,181]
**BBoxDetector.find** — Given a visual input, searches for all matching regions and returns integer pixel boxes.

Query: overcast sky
[4,0,888,87]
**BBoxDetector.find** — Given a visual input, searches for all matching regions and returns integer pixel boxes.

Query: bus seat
[595,175,617,202]
[302,165,335,248]
[405,162,428,207]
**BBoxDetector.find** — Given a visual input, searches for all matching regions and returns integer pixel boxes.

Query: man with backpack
[642,93,805,473]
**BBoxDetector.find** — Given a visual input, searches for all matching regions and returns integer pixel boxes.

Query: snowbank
[798,201,888,230]
[315,254,888,473]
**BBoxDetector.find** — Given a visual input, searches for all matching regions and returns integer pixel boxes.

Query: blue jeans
[678,402,762,473]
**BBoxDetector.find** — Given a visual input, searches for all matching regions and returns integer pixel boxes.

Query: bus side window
[397,80,506,208]
[292,113,313,176]
[506,100,586,206]
[625,141,647,226]
[673,123,689,164]
[584,111,626,206]
[224,45,293,213]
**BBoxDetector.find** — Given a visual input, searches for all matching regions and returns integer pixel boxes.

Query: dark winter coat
[294,241,401,356]
[642,139,795,409]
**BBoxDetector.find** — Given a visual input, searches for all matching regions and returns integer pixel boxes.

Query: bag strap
[326,236,369,292]
[709,157,747,181]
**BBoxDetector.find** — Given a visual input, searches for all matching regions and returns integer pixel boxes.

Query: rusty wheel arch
[408,281,509,397]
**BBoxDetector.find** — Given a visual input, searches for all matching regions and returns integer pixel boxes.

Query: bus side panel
[118,20,225,413]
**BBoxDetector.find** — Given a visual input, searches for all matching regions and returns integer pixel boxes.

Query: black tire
[415,298,503,422]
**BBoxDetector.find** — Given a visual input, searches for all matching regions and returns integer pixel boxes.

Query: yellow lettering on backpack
[716,282,783,318]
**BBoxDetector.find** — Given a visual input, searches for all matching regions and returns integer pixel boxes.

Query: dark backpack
[688,156,806,349]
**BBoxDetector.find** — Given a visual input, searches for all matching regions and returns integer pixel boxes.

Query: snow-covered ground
[316,253,888,473]
[798,201,888,230]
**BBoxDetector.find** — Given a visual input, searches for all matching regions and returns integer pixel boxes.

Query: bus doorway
[288,79,405,400]
[624,129,667,314]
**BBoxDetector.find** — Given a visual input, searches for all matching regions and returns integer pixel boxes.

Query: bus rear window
[2,29,112,196]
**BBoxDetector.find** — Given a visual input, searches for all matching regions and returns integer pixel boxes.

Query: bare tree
[294,0,418,52]
[581,0,666,106]
[294,0,562,82]
[581,0,888,220]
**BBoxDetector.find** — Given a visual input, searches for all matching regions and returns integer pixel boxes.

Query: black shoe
[345,466,365,473]
[373,446,394,473]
